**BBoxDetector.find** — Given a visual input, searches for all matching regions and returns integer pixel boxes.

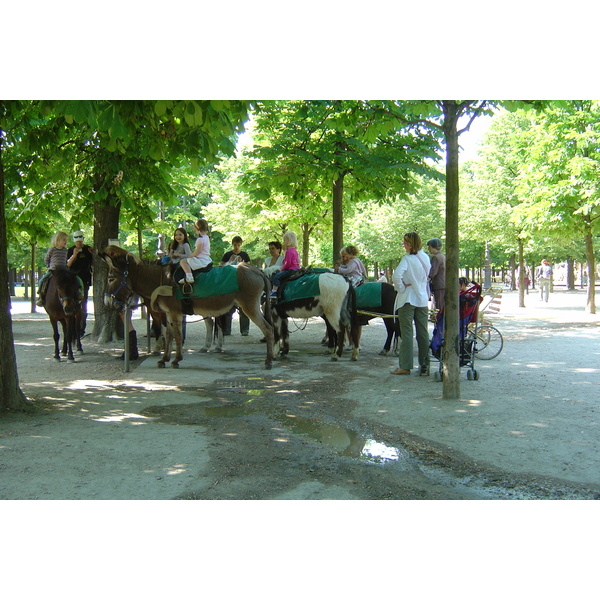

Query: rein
[288,318,310,332]
[357,310,396,319]
[104,265,133,309]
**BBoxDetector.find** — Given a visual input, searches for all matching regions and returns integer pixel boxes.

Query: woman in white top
[263,240,284,277]
[177,219,212,284]
[391,232,431,375]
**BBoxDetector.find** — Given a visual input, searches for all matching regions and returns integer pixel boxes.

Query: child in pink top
[270,231,300,298]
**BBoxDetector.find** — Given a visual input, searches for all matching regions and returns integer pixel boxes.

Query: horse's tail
[346,283,360,348]
[261,269,273,326]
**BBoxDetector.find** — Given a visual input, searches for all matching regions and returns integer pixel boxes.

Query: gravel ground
[3,288,599,597]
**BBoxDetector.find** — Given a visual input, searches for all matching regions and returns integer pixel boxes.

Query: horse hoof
[171,363,180,369]
[157,361,166,368]
[198,348,208,353]
[331,356,339,362]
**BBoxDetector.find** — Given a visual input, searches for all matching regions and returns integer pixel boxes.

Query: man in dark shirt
[67,229,94,335]
[219,236,251,335]
[427,237,446,311]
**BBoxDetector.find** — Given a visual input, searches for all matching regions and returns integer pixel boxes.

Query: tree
[514,101,600,313]
[243,100,443,265]
[4,100,252,341]
[1,100,250,411]
[1,105,31,410]
[462,110,537,307]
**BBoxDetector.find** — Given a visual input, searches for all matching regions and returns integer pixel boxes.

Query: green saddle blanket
[174,265,239,300]
[355,282,382,308]
[281,269,332,302]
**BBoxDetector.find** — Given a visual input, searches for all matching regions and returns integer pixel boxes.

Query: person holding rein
[67,229,94,335]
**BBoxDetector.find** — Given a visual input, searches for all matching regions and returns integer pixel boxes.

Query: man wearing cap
[67,230,94,335]
[427,237,446,311]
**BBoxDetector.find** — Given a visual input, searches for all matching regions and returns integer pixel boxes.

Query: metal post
[147,308,152,353]
[484,241,492,289]
[124,305,131,373]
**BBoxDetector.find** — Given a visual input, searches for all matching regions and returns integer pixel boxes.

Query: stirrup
[180,281,193,295]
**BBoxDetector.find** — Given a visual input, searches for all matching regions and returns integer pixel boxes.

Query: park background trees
[3,99,600,410]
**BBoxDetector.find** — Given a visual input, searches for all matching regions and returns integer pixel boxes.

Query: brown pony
[43,269,84,361]
[99,246,275,369]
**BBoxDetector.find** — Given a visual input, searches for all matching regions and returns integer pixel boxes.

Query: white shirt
[263,253,284,277]
[392,249,431,311]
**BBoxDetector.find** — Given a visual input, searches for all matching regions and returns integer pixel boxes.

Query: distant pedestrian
[536,259,552,302]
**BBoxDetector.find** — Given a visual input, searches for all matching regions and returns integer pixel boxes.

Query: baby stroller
[430,281,482,381]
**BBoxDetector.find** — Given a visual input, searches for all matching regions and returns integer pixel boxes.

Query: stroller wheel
[467,369,479,381]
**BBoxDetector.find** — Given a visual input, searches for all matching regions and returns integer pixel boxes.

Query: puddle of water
[197,401,403,464]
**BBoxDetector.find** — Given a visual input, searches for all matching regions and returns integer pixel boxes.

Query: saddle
[274,268,334,304]
[172,265,239,314]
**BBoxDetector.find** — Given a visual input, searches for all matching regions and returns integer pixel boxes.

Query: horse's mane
[103,245,167,275]
[53,268,80,287]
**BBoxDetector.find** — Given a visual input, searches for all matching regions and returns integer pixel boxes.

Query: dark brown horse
[323,281,400,356]
[99,246,275,369]
[43,270,84,361]
[356,282,400,356]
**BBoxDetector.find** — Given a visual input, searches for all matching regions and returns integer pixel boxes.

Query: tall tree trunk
[332,174,344,266]
[442,101,461,400]
[518,239,525,308]
[92,197,121,342]
[509,253,516,291]
[566,258,575,290]
[30,242,37,313]
[301,222,310,267]
[584,229,596,314]
[137,223,146,319]
[0,130,30,411]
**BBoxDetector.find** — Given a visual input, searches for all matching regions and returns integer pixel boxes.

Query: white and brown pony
[272,272,360,361]
[99,246,275,369]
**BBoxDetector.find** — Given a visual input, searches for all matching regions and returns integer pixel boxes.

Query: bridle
[104,262,135,310]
